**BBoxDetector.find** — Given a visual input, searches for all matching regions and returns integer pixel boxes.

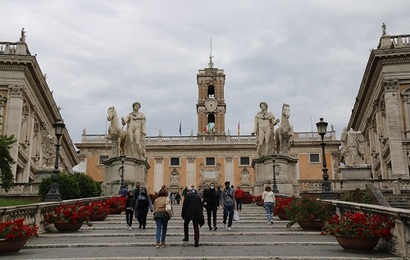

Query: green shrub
[38,173,80,200]
[72,172,102,198]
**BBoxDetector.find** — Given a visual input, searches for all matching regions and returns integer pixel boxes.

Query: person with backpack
[135,187,153,229]
[221,181,236,231]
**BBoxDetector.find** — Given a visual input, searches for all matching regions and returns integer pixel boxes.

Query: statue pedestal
[339,166,372,190]
[252,154,298,196]
[102,156,150,195]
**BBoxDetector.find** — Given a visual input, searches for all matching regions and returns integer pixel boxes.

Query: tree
[0,135,16,192]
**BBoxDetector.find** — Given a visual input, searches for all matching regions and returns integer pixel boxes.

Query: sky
[2,0,410,144]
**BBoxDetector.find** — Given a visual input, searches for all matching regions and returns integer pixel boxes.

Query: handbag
[233,210,239,221]
[165,199,174,218]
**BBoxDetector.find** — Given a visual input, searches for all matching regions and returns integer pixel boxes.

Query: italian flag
[204,122,213,132]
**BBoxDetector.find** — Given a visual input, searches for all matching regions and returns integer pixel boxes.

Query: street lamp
[272,158,279,193]
[45,120,65,202]
[316,118,335,200]
[119,155,125,192]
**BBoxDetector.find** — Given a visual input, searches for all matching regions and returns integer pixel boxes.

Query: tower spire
[208,38,214,68]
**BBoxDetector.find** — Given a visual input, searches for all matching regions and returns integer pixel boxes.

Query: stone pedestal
[103,156,150,195]
[252,154,298,196]
[339,166,372,190]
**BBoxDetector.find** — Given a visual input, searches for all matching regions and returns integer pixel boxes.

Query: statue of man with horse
[106,106,127,156]
[121,101,146,160]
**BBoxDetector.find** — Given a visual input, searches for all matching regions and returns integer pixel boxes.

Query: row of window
[99,154,321,165]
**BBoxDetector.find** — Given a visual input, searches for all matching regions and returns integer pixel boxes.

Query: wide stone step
[1,204,401,260]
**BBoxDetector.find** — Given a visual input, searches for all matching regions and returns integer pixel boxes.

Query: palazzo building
[76,56,341,195]
[0,30,79,193]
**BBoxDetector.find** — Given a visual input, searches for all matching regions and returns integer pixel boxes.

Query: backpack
[224,189,234,204]
[137,195,149,208]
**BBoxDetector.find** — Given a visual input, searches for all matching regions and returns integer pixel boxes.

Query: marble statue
[275,103,292,155]
[252,102,279,157]
[20,28,26,42]
[341,128,365,166]
[121,102,146,159]
[106,106,127,156]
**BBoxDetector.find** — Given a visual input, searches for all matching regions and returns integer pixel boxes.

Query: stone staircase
[382,191,410,209]
[2,204,402,260]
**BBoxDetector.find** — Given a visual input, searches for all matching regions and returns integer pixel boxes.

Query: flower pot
[54,222,83,232]
[277,212,290,220]
[110,208,123,214]
[90,213,108,221]
[297,220,323,230]
[335,236,380,251]
[0,239,27,253]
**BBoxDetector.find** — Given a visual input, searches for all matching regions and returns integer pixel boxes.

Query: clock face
[205,99,218,112]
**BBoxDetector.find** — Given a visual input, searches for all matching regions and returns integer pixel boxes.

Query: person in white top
[262,186,276,225]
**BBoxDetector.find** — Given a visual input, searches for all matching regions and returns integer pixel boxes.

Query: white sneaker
[128,226,132,231]
[227,227,232,231]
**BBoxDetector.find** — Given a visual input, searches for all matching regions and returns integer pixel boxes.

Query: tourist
[135,187,153,229]
[182,186,188,202]
[175,193,181,204]
[262,185,276,225]
[235,186,245,212]
[153,188,170,248]
[221,181,235,231]
[125,190,135,230]
[182,189,205,247]
[202,182,219,231]
[132,182,141,220]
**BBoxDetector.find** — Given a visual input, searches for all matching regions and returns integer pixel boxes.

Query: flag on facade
[204,122,213,132]
[179,122,182,136]
[237,121,240,135]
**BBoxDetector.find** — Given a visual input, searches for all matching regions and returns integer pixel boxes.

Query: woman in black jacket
[181,189,204,247]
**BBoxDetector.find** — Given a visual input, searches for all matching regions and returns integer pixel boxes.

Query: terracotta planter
[277,212,290,220]
[54,222,83,232]
[297,220,323,230]
[0,238,27,253]
[110,208,123,214]
[90,213,108,221]
[335,236,380,251]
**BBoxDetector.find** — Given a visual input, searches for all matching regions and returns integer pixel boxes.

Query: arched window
[207,85,215,98]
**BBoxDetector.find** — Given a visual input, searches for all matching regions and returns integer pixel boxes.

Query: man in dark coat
[181,189,205,247]
[202,182,219,231]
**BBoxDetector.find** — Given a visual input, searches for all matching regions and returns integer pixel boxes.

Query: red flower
[104,196,126,213]
[0,218,38,240]
[44,202,93,227]
[323,212,394,240]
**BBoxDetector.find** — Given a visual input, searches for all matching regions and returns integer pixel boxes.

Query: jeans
[206,206,217,229]
[223,204,234,228]
[137,207,149,228]
[264,202,274,222]
[236,198,243,211]
[125,209,133,227]
[155,217,168,243]
[184,219,199,244]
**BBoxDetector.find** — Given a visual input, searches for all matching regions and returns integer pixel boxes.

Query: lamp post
[272,158,279,193]
[316,118,335,200]
[119,155,125,192]
[45,120,65,202]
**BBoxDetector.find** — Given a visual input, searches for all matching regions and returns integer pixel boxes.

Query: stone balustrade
[0,196,110,233]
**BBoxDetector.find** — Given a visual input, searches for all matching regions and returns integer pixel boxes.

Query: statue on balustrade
[121,102,146,159]
[252,102,279,157]
[341,128,365,166]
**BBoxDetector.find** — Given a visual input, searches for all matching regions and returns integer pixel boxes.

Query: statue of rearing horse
[106,106,127,156]
[275,103,293,155]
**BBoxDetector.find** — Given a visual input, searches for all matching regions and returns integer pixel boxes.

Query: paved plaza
[1,204,403,260]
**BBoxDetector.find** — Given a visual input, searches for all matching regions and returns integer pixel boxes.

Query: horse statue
[106,106,127,156]
[275,103,293,155]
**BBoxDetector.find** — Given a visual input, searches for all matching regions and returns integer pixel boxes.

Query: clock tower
[197,55,226,136]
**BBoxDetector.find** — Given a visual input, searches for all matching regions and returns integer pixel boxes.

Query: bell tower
[196,55,226,136]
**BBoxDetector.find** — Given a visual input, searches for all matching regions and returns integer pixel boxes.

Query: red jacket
[235,189,245,199]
